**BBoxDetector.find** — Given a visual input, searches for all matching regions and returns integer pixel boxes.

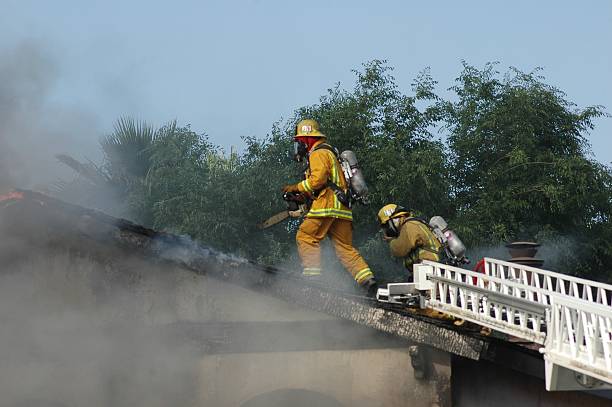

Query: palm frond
[103,116,156,146]
[56,153,110,185]
[100,117,157,178]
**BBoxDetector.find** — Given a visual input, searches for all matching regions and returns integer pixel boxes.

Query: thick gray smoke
[0,211,415,407]
[0,251,202,407]
[467,237,578,273]
[0,41,99,191]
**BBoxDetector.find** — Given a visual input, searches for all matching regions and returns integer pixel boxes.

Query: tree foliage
[101,117,158,180]
[59,61,612,282]
[296,61,450,238]
[445,63,611,279]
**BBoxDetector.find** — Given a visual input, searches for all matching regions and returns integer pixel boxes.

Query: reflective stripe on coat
[389,219,442,268]
[297,140,352,221]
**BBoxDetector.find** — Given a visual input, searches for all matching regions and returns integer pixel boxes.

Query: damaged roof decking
[0,190,487,360]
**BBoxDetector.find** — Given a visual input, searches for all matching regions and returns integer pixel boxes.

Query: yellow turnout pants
[296,217,373,285]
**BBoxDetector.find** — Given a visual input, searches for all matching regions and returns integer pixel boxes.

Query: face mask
[293,140,309,162]
[382,219,399,238]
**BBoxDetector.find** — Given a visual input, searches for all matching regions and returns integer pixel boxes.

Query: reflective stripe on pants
[296,217,373,285]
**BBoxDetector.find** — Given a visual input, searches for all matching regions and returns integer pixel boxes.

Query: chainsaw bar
[257,211,290,229]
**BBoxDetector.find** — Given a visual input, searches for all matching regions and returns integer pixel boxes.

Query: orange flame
[0,191,24,202]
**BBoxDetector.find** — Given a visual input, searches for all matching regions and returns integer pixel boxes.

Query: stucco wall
[199,349,444,407]
[172,273,450,407]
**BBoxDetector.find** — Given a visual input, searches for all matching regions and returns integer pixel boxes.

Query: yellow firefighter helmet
[377,203,410,225]
[295,119,325,138]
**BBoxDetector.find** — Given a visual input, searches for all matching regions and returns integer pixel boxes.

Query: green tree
[296,61,450,234]
[58,61,612,283]
[137,122,216,236]
[101,117,157,181]
[292,61,451,280]
[55,117,159,217]
[445,63,611,280]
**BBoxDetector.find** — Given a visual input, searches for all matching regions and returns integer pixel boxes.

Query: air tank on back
[339,150,368,201]
[429,216,468,264]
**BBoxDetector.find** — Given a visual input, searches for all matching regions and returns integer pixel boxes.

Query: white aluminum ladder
[414,258,612,391]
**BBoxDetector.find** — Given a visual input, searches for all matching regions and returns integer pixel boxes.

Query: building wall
[0,242,449,407]
[172,274,451,407]
[198,349,437,407]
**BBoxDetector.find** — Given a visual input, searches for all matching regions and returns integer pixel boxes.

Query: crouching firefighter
[378,204,469,282]
[282,119,377,292]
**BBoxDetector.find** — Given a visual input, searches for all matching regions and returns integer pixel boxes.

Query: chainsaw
[257,192,309,229]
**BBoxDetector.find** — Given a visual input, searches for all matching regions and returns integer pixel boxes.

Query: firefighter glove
[282,184,300,193]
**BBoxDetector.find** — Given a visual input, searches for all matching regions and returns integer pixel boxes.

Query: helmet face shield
[381,220,399,238]
[293,140,309,162]
[378,203,410,238]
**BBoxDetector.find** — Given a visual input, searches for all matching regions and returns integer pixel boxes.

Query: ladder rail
[420,261,551,343]
[484,258,612,307]
[415,259,612,388]
[544,294,612,384]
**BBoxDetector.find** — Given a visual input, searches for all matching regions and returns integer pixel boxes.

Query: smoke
[0,41,99,191]
[6,190,391,404]
[0,205,423,407]
[466,244,511,267]
[0,250,203,407]
[0,206,208,406]
[466,236,579,272]
[533,236,580,271]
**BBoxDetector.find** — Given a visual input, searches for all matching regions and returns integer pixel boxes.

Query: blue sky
[2,0,611,164]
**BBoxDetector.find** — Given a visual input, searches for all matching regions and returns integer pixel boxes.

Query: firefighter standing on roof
[377,204,443,277]
[282,119,376,290]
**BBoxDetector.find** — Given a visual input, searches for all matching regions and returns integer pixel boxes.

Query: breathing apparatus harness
[306,143,369,208]
[382,205,469,267]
